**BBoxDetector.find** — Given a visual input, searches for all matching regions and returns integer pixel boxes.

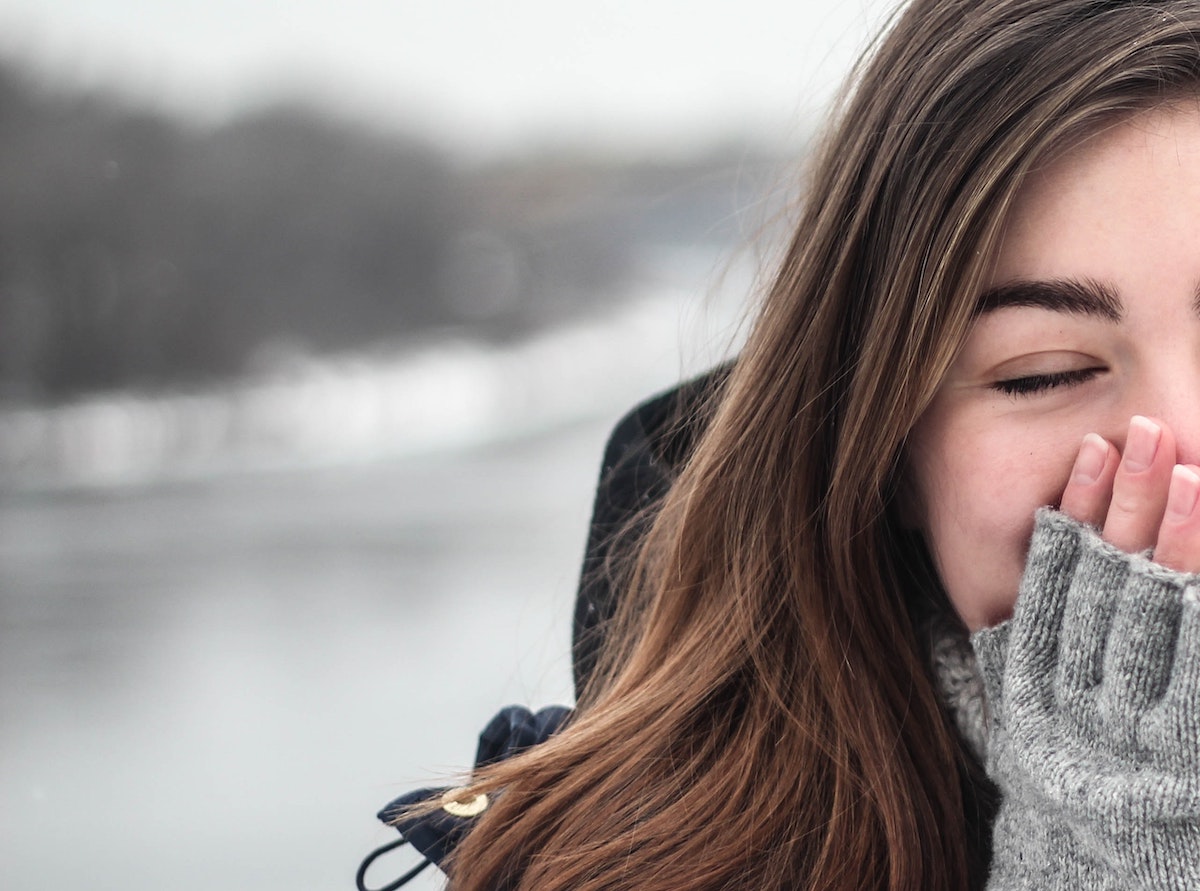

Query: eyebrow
[974,278,1123,321]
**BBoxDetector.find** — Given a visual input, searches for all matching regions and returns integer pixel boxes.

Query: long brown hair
[439,2,1200,889]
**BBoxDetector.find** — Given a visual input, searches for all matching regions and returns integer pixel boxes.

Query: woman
[391,0,1200,888]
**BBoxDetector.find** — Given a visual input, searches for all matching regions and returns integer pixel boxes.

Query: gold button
[441,787,489,818]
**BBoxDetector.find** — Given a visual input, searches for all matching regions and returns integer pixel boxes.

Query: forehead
[991,105,1200,287]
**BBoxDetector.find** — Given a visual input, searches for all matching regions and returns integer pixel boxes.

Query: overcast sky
[0,0,899,155]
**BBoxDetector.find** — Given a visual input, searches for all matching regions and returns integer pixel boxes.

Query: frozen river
[1,416,615,890]
[0,247,750,889]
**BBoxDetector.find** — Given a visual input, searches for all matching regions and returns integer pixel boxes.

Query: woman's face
[908,104,1200,631]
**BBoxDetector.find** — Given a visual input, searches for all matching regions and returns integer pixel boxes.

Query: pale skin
[909,103,1200,631]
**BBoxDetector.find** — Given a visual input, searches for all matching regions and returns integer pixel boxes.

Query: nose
[1117,370,1200,466]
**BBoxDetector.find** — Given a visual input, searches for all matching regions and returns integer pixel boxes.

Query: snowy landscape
[0,245,754,890]
[0,1,852,886]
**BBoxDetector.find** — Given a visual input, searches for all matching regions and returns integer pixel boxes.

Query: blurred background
[0,1,895,888]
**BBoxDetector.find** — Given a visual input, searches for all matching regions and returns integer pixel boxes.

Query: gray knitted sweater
[932,509,1200,889]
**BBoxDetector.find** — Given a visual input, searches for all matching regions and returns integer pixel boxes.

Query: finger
[1153,464,1200,573]
[1056,521,1124,707]
[1100,571,1181,721]
[1140,590,1200,769]
[1103,416,1175,553]
[1059,432,1118,527]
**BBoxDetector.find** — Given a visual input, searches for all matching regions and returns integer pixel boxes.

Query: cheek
[972,433,1071,510]
[909,422,1078,629]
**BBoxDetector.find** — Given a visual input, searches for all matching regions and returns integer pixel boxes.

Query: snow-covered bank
[1,257,751,492]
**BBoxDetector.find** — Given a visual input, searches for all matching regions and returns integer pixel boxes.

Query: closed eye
[990,366,1105,396]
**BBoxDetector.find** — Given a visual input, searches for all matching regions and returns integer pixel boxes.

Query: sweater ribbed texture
[969,508,1200,889]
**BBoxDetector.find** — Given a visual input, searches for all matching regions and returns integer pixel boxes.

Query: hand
[1059,416,1200,572]
[972,502,1200,889]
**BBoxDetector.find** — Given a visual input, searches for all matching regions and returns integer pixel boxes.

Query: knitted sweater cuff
[970,508,1200,890]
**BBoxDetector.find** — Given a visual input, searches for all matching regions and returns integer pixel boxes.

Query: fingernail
[1123,416,1161,472]
[1072,433,1108,485]
[1167,464,1200,519]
